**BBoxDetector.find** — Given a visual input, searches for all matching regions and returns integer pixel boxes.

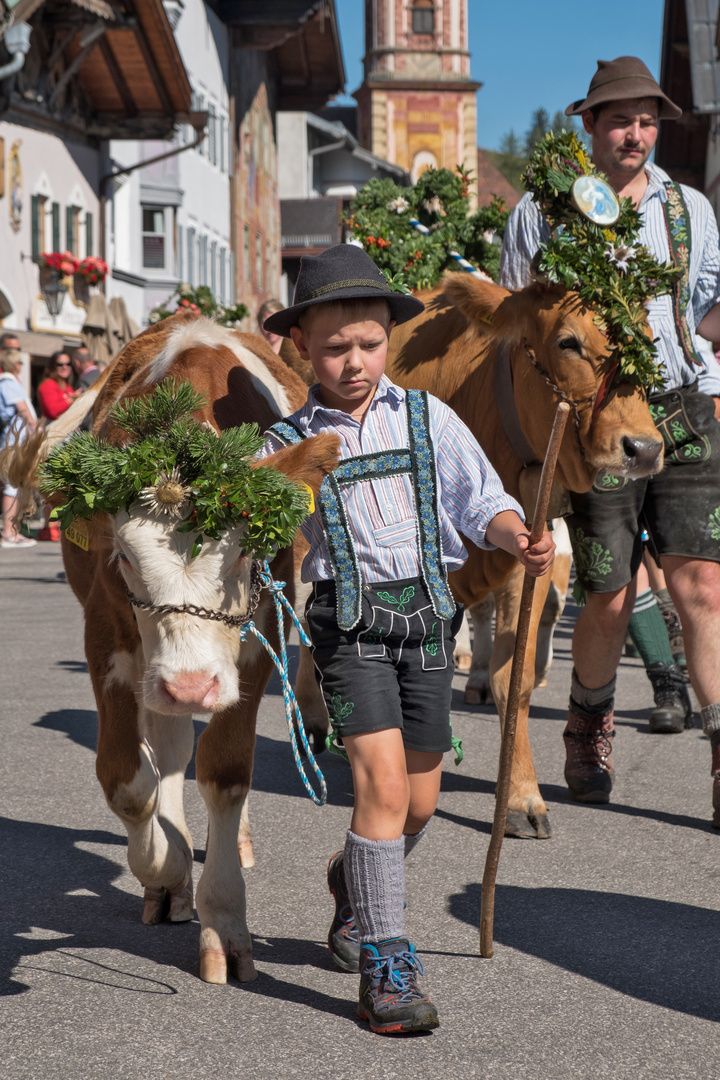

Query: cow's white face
[112,506,263,715]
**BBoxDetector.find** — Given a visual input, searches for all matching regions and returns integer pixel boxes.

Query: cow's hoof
[142,886,170,925]
[504,810,538,839]
[535,676,549,688]
[238,839,255,869]
[228,948,258,983]
[200,947,228,984]
[169,880,194,922]
[465,684,493,705]
[454,652,472,672]
[504,809,552,839]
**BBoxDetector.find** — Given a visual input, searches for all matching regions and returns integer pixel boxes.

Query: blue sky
[333,1,665,151]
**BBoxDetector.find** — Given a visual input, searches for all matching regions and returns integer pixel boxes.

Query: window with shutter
[85,211,93,257]
[31,194,41,260]
[52,202,60,251]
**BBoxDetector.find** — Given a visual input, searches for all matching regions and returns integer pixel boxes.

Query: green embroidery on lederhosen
[649,393,710,465]
[328,690,354,730]
[570,526,614,584]
[662,181,704,370]
[376,585,415,612]
[592,471,629,494]
[425,621,440,656]
[709,508,720,542]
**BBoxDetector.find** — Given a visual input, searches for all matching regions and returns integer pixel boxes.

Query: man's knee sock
[570,669,616,718]
[404,820,430,859]
[343,830,405,944]
[701,704,720,769]
[627,588,674,669]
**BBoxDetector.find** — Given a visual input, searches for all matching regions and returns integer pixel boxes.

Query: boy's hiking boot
[327,851,360,972]
[646,662,694,733]
[563,704,615,803]
[357,938,439,1035]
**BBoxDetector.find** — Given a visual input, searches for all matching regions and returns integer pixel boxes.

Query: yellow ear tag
[65,518,90,551]
[300,483,315,514]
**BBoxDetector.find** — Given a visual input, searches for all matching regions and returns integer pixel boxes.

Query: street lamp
[41,273,67,317]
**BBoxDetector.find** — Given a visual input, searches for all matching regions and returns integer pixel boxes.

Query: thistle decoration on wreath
[523,132,682,392]
[38,380,313,559]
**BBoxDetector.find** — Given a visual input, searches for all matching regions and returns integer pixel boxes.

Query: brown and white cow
[6,313,338,984]
[385,275,663,840]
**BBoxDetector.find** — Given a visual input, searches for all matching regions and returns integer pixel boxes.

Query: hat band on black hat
[299,278,392,302]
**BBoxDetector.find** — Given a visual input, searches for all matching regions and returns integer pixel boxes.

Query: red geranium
[76,256,108,284]
[40,251,80,276]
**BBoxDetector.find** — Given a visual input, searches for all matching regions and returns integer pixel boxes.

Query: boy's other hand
[514,529,555,577]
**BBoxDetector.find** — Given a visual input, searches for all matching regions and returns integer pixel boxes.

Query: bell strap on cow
[126,559,327,807]
[662,180,705,370]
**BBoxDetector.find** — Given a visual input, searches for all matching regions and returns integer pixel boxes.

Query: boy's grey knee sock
[404,820,430,858]
[343,829,405,944]
[570,669,616,718]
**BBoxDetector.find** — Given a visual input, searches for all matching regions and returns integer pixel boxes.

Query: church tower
[354,0,480,192]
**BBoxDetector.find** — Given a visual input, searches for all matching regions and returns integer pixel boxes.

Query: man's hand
[514,529,556,577]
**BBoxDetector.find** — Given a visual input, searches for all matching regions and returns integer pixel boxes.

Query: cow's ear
[442,274,509,333]
[258,432,340,496]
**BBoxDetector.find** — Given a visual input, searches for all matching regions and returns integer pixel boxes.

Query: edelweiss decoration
[523,132,682,391]
[38,380,312,559]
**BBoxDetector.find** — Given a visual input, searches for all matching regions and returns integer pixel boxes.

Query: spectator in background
[257,299,284,355]
[0,336,37,548]
[37,351,79,420]
[72,346,100,432]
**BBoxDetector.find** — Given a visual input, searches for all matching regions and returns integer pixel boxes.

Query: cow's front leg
[195,700,260,984]
[138,710,196,923]
[96,682,194,922]
[464,595,495,704]
[295,635,329,753]
[534,520,572,688]
[490,564,553,839]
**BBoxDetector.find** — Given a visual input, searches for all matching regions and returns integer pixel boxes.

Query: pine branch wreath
[38,379,312,559]
[523,132,681,392]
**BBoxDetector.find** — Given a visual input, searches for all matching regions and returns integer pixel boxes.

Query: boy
[261,245,555,1035]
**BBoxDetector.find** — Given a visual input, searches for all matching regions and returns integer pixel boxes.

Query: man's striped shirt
[260,375,523,585]
[499,161,720,395]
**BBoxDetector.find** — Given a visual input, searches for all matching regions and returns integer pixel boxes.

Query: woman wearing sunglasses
[37,351,80,421]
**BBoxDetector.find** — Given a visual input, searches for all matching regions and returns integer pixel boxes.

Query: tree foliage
[347,166,510,289]
[149,284,249,328]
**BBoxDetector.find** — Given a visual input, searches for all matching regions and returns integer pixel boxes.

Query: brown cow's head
[444,276,663,492]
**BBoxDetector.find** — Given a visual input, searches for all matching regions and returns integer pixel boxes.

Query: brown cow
[385,274,663,839]
[5,313,338,984]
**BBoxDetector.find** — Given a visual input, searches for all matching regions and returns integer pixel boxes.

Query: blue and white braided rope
[408,216,493,282]
[239,561,327,807]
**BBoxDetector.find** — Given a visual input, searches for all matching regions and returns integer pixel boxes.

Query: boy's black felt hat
[262,244,425,337]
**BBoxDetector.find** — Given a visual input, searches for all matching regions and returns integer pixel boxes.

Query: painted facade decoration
[354,0,479,197]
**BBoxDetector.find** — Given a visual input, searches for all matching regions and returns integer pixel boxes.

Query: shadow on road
[449,881,720,1022]
[0,815,199,998]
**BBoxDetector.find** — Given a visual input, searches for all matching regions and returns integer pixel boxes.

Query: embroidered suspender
[267,389,456,630]
[662,180,704,369]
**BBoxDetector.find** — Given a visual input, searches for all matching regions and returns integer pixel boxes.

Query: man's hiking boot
[657,596,687,671]
[357,938,439,1035]
[327,851,360,972]
[563,704,615,803]
[646,662,694,733]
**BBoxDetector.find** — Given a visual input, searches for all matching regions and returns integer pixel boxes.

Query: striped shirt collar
[305,374,405,423]
[640,161,671,206]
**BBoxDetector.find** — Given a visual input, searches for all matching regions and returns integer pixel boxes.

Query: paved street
[3,543,720,1080]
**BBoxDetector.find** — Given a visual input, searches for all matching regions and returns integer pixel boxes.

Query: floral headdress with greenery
[523,132,681,391]
[39,380,312,559]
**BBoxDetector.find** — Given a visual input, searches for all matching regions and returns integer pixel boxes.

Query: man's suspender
[267,389,456,630]
[662,180,704,369]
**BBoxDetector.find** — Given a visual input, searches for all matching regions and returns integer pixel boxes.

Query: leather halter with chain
[126,559,263,628]
[495,337,619,469]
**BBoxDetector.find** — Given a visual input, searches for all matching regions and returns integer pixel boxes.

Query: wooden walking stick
[480,401,571,959]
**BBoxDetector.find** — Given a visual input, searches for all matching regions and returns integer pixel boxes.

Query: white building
[107,0,234,327]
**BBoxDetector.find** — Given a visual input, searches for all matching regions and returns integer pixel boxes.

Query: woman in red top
[37,351,78,420]
[36,351,79,540]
